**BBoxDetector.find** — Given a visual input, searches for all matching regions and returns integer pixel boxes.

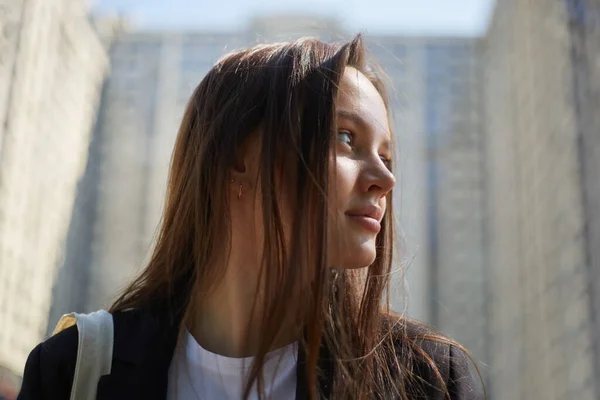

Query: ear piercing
[231,178,242,200]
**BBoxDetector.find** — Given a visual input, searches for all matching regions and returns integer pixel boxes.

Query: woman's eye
[337,130,353,147]
[381,156,392,170]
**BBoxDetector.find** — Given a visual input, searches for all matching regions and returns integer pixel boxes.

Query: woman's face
[232,67,394,271]
[328,67,395,269]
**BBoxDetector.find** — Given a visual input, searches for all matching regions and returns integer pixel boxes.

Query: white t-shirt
[167,329,298,399]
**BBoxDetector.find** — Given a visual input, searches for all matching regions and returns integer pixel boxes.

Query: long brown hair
[110,34,475,399]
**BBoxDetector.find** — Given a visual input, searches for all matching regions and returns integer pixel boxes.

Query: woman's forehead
[336,67,390,138]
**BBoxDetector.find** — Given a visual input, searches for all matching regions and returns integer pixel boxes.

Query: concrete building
[45,14,128,336]
[0,0,108,378]
[567,0,600,393]
[0,1,26,157]
[421,38,487,375]
[483,0,598,398]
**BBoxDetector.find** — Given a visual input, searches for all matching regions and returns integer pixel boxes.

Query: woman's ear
[231,129,262,187]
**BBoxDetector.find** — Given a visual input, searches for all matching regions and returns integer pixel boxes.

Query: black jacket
[17,305,482,399]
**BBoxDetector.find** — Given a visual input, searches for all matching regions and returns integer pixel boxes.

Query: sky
[91,0,496,36]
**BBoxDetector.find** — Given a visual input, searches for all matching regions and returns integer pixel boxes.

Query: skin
[189,67,395,358]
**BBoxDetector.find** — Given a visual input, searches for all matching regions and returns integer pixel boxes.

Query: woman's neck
[187,251,300,358]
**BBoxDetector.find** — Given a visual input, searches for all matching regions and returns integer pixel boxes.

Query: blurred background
[0,0,599,398]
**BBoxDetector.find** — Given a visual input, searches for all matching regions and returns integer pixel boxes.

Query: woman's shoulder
[382,312,466,358]
[43,321,79,355]
[18,324,79,399]
[381,313,482,399]
[18,308,152,399]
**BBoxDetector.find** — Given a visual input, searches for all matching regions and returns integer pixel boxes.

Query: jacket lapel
[295,343,309,399]
[295,339,334,399]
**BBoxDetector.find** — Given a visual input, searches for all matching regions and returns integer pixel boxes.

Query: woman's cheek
[332,157,358,193]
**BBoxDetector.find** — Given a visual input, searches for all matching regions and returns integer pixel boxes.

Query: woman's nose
[361,158,396,197]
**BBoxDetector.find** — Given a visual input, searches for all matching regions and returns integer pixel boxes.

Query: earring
[331,269,339,294]
[237,183,243,200]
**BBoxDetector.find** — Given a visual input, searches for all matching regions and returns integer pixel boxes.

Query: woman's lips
[345,214,381,233]
[345,204,384,233]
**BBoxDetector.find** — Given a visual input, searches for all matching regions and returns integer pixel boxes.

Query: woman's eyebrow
[337,109,369,129]
[337,109,391,151]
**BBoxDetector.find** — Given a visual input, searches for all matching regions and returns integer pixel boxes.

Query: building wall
[484,0,597,398]
[45,80,107,334]
[423,38,488,376]
[0,0,25,156]
[44,15,129,333]
[86,33,163,310]
[0,0,108,375]
[482,5,522,398]
[567,0,600,393]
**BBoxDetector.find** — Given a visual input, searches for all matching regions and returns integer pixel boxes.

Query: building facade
[567,0,600,393]
[484,0,598,398]
[0,0,108,378]
[421,38,488,378]
[0,0,25,158]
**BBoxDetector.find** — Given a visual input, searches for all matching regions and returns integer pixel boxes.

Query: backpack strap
[53,310,114,400]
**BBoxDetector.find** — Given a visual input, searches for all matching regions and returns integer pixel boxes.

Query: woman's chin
[339,245,377,269]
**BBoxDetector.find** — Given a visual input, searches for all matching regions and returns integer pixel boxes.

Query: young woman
[18,35,482,399]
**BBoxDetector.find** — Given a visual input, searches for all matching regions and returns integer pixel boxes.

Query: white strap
[53,310,114,400]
